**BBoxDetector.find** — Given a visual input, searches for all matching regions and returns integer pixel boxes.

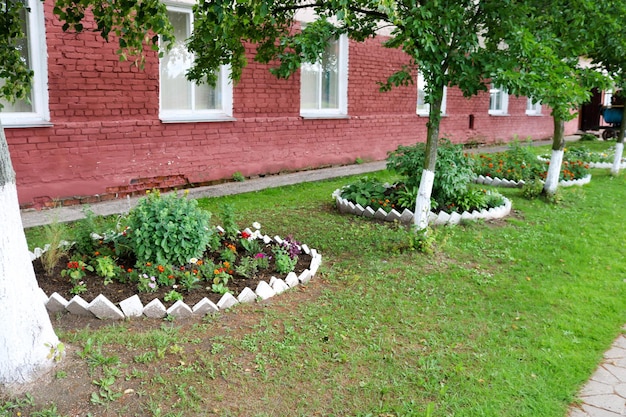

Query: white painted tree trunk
[611,142,624,176]
[0,123,60,390]
[544,149,563,195]
[413,169,435,230]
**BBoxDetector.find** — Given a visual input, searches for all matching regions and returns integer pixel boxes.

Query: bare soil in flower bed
[34,252,313,309]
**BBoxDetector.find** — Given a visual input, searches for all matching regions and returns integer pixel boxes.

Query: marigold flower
[180,266,185,271]
[157,265,165,273]
[94,251,100,256]
[146,262,152,267]
[223,261,230,269]
[127,268,133,273]
[213,269,220,275]
[197,259,204,265]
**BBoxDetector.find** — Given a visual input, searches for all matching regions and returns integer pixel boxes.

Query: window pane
[0,6,33,112]
[160,9,220,112]
[300,62,320,109]
[417,73,429,113]
[195,81,219,110]
[320,41,338,109]
[161,11,192,110]
[490,88,501,111]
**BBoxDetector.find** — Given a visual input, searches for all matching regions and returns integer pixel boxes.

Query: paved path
[20,133,625,416]
[568,328,626,417]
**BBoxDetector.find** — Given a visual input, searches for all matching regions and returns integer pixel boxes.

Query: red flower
[241,231,251,239]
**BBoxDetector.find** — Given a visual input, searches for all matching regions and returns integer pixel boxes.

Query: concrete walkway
[568,328,626,417]
[20,134,624,416]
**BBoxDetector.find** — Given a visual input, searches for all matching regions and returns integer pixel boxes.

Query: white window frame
[416,72,446,116]
[159,5,233,123]
[604,90,613,106]
[488,84,509,116]
[1,0,50,128]
[300,33,348,119]
[526,98,542,116]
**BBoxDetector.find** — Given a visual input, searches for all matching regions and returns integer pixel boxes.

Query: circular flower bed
[31,192,322,320]
[471,143,591,187]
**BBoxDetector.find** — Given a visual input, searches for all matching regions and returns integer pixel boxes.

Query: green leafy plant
[337,177,389,209]
[126,190,218,266]
[164,290,183,302]
[93,256,121,285]
[61,259,93,282]
[72,208,99,256]
[272,246,297,274]
[232,171,245,182]
[579,133,597,141]
[387,138,475,208]
[235,256,259,278]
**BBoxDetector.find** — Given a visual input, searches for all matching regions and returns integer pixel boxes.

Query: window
[0,0,50,127]
[526,98,542,115]
[488,84,508,115]
[160,6,233,122]
[604,90,613,106]
[416,72,446,116]
[300,34,348,118]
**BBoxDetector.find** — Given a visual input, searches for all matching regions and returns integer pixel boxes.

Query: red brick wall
[7,3,577,209]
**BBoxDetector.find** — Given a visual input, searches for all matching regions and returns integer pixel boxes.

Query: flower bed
[32,229,322,320]
[334,189,512,226]
[472,143,591,185]
[30,191,322,320]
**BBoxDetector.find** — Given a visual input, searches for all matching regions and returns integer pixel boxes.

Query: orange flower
[94,251,100,256]
[193,269,198,274]
[197,259,204,265]
[157,265,165,273]
[213,269,220,275]
[223,261,231,269]
[146,262,152,267]
[127,268,133,273]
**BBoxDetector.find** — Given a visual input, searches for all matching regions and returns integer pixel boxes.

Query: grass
[12,140,626,416]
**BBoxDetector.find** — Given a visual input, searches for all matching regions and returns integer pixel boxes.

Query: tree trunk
[413,85,443,230]
[0,122,60,391]
[610,105,626,176]
[543,116,565,196]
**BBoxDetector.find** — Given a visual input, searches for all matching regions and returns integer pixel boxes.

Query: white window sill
[2,120,53,129]
[300,113,349,120]
[488,112,510,117]
[160,115,236,123]
[417,113,447,118]
[525,112,543,116]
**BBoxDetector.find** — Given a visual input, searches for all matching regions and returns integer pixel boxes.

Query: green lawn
[10,140,626,417]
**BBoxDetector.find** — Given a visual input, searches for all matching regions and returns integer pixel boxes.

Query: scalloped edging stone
[587,161,626,169]
[334,191,512,226]
[474,174,591,188]
[34,231,322,320]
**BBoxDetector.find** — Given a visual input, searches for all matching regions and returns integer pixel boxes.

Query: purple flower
[148,283,156,289]
[255,253,266,259]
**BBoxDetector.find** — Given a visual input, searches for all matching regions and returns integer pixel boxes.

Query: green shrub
[387,138,475,208]
[126,190,218,266]
[579,133,597,141]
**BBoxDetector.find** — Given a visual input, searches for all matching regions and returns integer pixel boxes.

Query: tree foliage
[52,0,174,66]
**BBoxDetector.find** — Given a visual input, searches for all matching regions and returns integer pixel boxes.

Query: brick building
[6,1,578,209]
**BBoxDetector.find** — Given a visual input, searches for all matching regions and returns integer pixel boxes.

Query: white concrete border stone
[334,191,512,226]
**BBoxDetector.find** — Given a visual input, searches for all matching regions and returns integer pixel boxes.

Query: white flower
[252,222,262,230]
[189,257,198,264]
